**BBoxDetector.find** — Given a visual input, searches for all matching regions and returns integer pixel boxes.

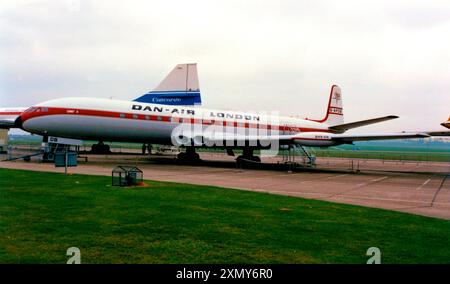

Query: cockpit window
[24,107,36,113]
[24,107,46,113]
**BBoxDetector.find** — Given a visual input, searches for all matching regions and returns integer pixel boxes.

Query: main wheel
[190,152,200,160]
[177,151,200,161]
[236,155,244,167]
[251,156,261,163]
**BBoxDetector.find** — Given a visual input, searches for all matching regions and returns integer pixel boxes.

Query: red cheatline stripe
[0,112,22,115]
[20,106,332,133]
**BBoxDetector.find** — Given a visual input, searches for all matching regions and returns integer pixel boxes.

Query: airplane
[442,117,450,129]
[0,107,27,129]
[10,64,449,162]
[0,63,203,154]
[134,63,202,106]
[0,63,202,130]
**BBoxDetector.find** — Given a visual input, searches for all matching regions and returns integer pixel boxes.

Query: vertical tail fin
[134,63,202,105]
[311,85,344,125]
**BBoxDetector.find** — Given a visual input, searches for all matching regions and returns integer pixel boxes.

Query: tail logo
[334,91,341,102]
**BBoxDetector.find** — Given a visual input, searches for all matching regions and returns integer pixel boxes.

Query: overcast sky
[1,0,449,134]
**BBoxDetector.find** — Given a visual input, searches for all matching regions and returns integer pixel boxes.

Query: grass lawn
[311,149,450,162]
[0,168,449,264]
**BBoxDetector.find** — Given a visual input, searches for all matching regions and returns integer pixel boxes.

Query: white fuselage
[20,97,338,147]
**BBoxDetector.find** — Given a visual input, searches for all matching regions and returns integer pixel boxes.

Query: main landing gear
[236,148,261,166]
[90,141,111,154]
[177,147,200,161]
[142,143,152,155]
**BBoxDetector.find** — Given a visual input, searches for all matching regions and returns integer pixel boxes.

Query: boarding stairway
[2,151,42,162]
[2,142,80,163]
[280,145,316,167]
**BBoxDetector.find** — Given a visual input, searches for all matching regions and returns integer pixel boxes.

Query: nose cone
[14,115,22,129]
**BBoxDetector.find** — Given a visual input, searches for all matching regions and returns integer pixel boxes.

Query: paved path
[1,154,449,219]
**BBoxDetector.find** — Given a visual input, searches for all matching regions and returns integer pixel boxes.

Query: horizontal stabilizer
[329,115,398,133]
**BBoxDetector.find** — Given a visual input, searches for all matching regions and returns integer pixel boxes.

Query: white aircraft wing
[329,132,430,142]
[177,130,437,147]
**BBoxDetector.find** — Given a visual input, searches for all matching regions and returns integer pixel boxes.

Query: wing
[422,130,450,137]
[329,132,430,142]
[174,128,438,148]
